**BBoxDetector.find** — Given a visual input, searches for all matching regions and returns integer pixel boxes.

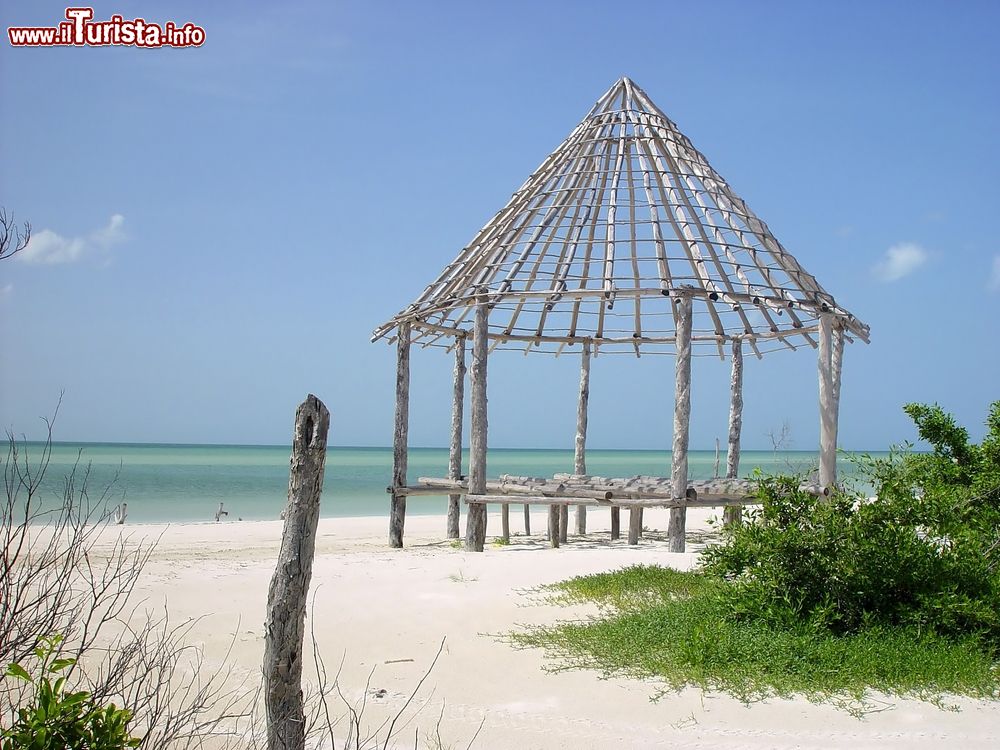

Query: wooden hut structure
[373,77,869,552]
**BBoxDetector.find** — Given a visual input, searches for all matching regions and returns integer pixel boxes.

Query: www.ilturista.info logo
[8,7,205,48]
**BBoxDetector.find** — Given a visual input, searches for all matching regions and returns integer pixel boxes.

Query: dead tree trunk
[264,395,330,750]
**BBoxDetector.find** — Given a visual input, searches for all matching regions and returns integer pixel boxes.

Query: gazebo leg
[817,315,841,490]
[447,335,466,539]
[574,341,591,536]
[668,297,692,553]
[610,507,620,540]
[465,302,489,552]
[724,338,744,528]
[389,322,411,548]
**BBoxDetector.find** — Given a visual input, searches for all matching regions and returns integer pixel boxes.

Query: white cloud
[989,256,1000,292]
[872,242,928,282]
[92,213,125,247]
[19,214,126,265]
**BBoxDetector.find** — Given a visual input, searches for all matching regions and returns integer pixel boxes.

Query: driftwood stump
[264,395,330,750]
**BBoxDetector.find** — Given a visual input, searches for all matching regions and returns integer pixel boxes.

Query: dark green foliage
[703,401,1000,643]
[1,636,140,750]
[513,402,1000,707]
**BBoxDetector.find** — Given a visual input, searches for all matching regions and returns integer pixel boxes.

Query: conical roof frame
[374,77,868,357]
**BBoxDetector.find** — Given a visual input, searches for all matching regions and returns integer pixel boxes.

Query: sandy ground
[98,508,999,749]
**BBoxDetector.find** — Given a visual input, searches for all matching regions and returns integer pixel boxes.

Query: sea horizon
[14,441,891,525]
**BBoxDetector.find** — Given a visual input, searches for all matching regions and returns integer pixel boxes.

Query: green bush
[1,635,140,750]
[702,401,1000,644]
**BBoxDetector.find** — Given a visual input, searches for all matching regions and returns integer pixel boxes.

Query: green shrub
[702,401,1000,644]
[1,635,140,750]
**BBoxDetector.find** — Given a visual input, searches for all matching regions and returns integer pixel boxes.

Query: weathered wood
[406,478,613,500]
[264,395,330,750]
[447,335,466,539]
[575,341,591,535]
[627,507,641,544]
[523,504,531,535]
[713,437,720,478]
[610,506,620,539]
[400,476,825,500]
[831,318,845,481]
[465,494,761,508]
[389,322,411,548]
[724,338,744,528]
[668,297,692,552]
[465,303,489,552]
[548,504,560,548]
[559,505,569,543]
[818,314,837,489]
[501,503,510,542]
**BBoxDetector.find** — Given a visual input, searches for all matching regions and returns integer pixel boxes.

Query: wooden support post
[465,303,489,552]
[668,297,693,553]
[559,505,569,543]
[574,341,591,535]
[523,504,531,535]
[501,504,510,542]
[724,338,744,528]
[627,507,642,545]
[447,336,466,539]
[817,315,838,490]
[831,319,845,464]
[610,507,620,540]
[265,395,330,750]
[548,504,560,548]
[389,322,410,548]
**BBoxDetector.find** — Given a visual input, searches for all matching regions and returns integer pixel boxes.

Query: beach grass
[511,565,1000,714]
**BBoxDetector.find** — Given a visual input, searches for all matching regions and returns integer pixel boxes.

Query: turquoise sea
[18,442,884,524]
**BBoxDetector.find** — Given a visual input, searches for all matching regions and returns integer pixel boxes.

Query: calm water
[16,442,882,524]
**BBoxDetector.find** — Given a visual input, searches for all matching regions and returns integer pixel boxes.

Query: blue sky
[1,0,997,450]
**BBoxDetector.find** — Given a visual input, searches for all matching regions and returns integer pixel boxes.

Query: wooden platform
[388,474,827,548]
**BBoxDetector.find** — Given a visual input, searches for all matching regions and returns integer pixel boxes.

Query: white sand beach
[98,508,999,749]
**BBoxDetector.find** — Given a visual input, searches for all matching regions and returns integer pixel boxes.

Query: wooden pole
[465,303,489,552]
[501,504,510,542]
[574,341,591,535]
[668,297,693,553]
[523,503,531,535]
[627,507,641,545]
[559,505,569,543]
[610,507,620,540]
[831,319,845,463]
[447,336,466,539]
[548,504,560,548]
[264,395,330,750]
[389,322,410,548]
[724,338,744,528]
[818,315,837,489]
